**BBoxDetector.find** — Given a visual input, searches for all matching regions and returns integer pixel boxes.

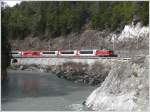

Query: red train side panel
[96,49,113,56]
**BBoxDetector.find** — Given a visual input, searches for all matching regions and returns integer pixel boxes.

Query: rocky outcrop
[85,56,149,111]
[117,22,149,41]
[51,62,112,86]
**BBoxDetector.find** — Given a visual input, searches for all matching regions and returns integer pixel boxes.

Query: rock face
[118,22,149,41]
[53,62,111,86]
[115,22,149,50]
[85,57,149,111]
[1,38,11,80]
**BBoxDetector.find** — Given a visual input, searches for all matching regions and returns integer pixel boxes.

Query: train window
[61,51,74,54]
[43,51,55,54]
[80,51,93,54]
[10,52,19,54]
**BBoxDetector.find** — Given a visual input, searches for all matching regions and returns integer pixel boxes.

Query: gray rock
[19,65,24,70]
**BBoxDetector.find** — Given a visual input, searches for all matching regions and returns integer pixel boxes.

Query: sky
[5,1,21,7]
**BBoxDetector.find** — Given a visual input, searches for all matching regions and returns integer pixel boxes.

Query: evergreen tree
[1,1,149,39]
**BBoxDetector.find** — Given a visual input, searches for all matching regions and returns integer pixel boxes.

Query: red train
[10,49,117,58]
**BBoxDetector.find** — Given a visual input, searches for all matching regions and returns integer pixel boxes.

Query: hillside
[9,22,149,54]
[2,1,149,41]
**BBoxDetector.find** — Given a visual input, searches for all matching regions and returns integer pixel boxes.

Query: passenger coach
[10,49,117,58]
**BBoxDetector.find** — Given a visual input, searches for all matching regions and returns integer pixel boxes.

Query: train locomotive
[10,49,117,58]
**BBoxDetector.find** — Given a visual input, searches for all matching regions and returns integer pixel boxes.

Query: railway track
[11,56,131,60]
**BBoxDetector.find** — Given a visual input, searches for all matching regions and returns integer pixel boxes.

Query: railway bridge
[10,50,131,66]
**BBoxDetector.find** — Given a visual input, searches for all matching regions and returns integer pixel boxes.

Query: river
[1,70,96,111]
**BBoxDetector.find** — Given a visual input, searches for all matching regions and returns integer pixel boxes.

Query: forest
[1,1,149,40]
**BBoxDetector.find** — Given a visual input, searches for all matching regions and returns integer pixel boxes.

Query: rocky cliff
[85,56,149,111]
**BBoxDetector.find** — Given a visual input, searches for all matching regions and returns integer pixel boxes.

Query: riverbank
[9,55,147,86]
[9,58,130,86]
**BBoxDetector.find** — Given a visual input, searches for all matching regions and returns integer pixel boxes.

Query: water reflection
[1,70,96,111]
[21,79,39,96]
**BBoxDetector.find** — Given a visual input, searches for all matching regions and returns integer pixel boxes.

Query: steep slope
[10,22,149,51]
[85,56,149,111]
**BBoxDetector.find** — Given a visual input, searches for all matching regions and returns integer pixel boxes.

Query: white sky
[5,1,21,7]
